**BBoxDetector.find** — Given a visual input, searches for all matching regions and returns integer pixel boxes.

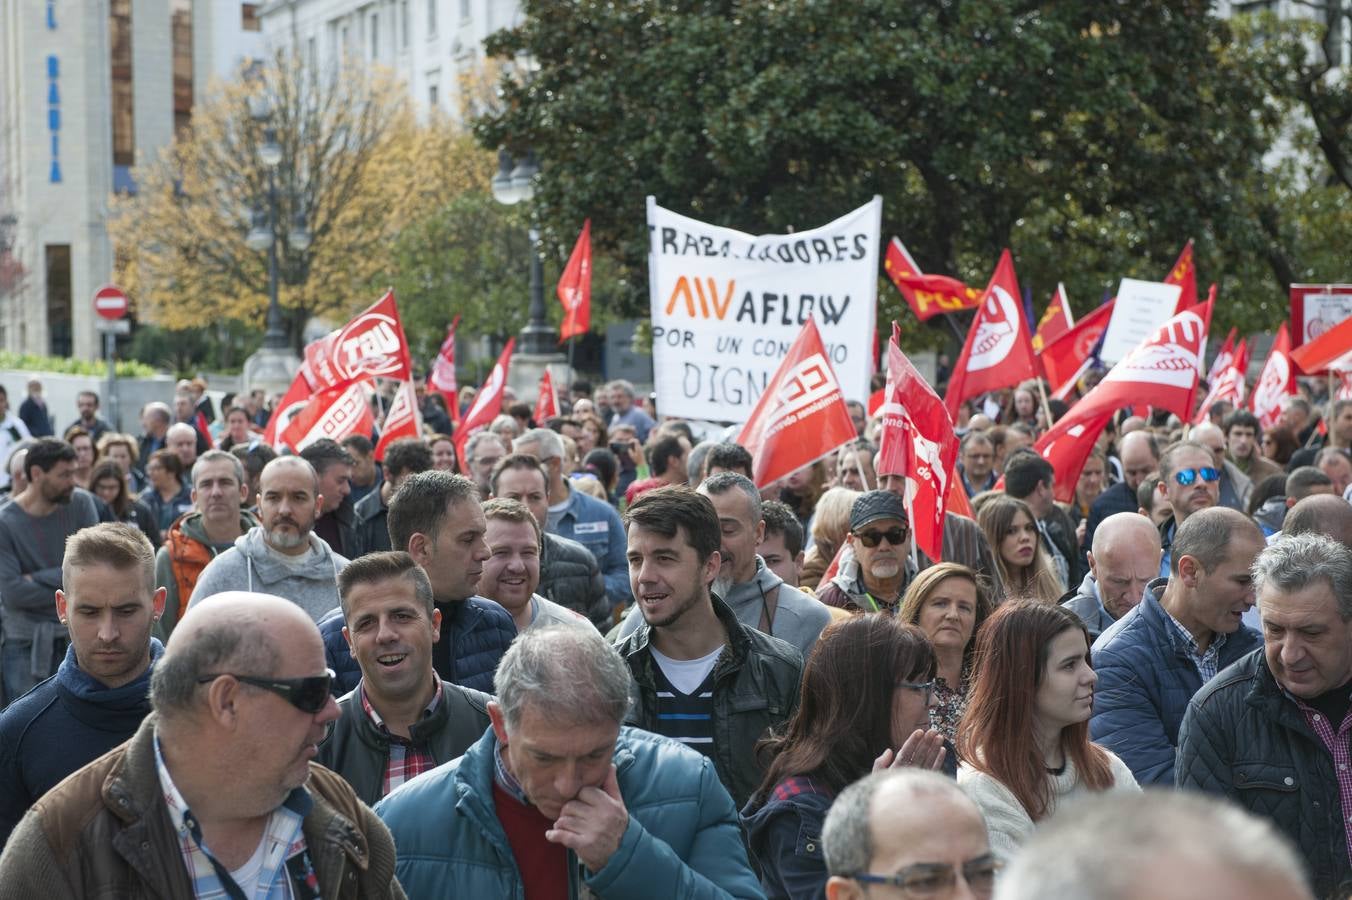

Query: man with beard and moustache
[1157,441,1222,578]
[0,524,166,846]
[0,438,101,702]
[817,491,916,615]
[614,486,802,809]
[0,592,403,898]
[187,456,348,623]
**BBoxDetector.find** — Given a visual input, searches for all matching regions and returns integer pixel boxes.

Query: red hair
[955,599,1113,820]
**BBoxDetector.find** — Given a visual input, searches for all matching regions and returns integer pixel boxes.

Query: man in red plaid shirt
[317,552,491,806]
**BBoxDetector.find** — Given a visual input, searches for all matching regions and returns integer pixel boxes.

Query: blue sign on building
[47,2,61,183]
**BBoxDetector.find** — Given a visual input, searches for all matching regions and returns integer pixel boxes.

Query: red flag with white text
[428,317,460,422]
[534,368,560,424]
[1251,323,1297,430]
[883,237,982,321]
[454,338,516,459]
[875,339,960,560]
[304,291,413,393]
[1032,283,1075,353]
[277,381,375,453]
[737,318,858,489]
[1163,240,1198,313]
[943,250,1038,420]
[557,220,592,341]
[1034,299,1213,502]
[374,381,423,461]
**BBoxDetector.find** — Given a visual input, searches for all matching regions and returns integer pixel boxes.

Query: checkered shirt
[154,734,311,899]
[359,678,442,797]
[1163,609,1228,683]
[1295,698,1352,865]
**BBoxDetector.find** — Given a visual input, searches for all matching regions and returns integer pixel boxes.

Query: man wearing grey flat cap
[817,491,915,615]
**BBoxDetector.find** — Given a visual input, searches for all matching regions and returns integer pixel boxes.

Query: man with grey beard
[188,456,348,622]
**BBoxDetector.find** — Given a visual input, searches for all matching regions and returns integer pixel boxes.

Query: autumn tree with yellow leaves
[112,51,496,352]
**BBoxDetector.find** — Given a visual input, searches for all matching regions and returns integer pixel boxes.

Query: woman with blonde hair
[977,495,1063,603]
[899,562,991,742]
[798,487,860,591]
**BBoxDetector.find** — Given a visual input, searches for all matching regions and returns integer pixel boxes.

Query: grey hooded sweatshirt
[187,526,349,622]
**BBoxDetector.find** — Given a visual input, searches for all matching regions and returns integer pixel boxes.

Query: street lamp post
[491,149,556,355]
[246,96,310,351]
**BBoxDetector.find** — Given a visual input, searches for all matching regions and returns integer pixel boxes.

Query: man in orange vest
[152,449,255,639]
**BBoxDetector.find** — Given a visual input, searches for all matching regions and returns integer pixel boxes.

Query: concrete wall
[0,369,231,435]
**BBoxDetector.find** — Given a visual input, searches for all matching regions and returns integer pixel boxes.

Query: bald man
[1061,513,1162,641]
[188,456,349,622]
[0,592,404,897]
[1284,493,1352,549]
[823,769,993,900]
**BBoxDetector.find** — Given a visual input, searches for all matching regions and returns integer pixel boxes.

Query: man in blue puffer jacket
[377,623,765,899]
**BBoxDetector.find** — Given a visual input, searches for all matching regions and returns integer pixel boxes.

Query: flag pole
[1034,376,1055,429]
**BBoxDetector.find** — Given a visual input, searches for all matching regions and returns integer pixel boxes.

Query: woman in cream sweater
[956,600,1139,859]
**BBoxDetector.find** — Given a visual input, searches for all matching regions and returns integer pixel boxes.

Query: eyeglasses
[196,668,335,714]
[896,678,936,705]
[852,856,1002,897]
[1173,466,1220,487]
[855,526,908,548]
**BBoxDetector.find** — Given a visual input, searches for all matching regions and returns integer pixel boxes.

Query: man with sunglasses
[0,591,404,897]
[822,768,996,900]
[1156,441,1221,579]
[1090,506,1263,785]
[819,491,916,615]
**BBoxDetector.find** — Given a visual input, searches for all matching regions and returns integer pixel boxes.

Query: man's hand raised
[545,764,629,873]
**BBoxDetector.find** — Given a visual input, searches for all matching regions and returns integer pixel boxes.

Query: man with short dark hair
[1085,430,1161,553]
[351,437,431,557]
[481,499,591,633]
[73,391,111,444]
[1091,507,1263,784]
[322,471,515,695]
[617,486,802,809]
[759,499,806,589]
[958,431,997,497]
[835,441,877,493]
[0,592,403,897]
[1157,440,1221,577]
[624,433,691,505]
[705,442,755,479]
[1224,409,1283,485]
[0,438,100,701]
[301,437,357,558]
[341,433,382,505]
[317,552,491,806]
[0,524,166,845]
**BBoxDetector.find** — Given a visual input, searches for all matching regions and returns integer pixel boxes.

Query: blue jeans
[0,633,65,709]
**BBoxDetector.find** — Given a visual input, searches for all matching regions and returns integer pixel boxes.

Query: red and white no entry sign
[92,284,129,320]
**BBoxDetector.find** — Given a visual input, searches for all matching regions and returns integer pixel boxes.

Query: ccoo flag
[943,250,1039,420]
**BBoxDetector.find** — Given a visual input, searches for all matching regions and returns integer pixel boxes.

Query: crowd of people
[0,369,1349,898]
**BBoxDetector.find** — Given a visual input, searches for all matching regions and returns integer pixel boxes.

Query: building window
[171,0,193,135]
[429,84,439,107]
[459,0,469,18]
[45,244,71,358]
[483,0,492,30]
[370,13,379,58]
[109,0,134,168]
[242,3,260,31]
[400,1,409,48]
[307,35,317,65]
[427,0,437,37]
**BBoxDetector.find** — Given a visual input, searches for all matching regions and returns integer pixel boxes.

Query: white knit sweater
[957,747,1140,860]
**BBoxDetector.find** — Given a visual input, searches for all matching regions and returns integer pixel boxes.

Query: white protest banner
[1099,278,1182,364]
[646,196,881,422]
[1290,284,1352,350]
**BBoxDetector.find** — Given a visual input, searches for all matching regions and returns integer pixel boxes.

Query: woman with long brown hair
[741,615,948,899]
[956,600,1138,859]
[899,562,991,742]
[977,495,1063,603]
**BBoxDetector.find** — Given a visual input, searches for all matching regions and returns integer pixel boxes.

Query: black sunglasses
[855,526,908,548]
[197,668,335,714]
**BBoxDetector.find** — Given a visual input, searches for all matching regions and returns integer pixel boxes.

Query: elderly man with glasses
[0,591,404,898]
[818,491,916,615]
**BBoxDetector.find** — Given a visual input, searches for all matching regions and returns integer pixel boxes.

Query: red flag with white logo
[557,220,592,341]
[1164,240,1198,313]
[533,368,560,424]
[1207,327,1237,384]
[374,381,423,461]
[428,316,460,423]
[1193,338,1248,425]
[943,250,1038,420]
[1251,323,1297,430]
[454,338,516,459]
[1032,283,1075,353]
[277,380,375,453]
[263,366,315,447]
[883,237,983,321]
[737,318,858,489]
[875,339,960,560]
[304,290,413,393]
[1034,299,1213,502]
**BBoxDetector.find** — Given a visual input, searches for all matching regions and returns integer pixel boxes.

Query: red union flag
[304,291,413,392]
[1291,313,1352,374]
[1251,323,1297,430]
[428,316,460,421]
[1164,240,1198,313]
[263,366,314,446]
[374,381,422,461]
[737,318,858,489]
[883,237,982,321]
[1032,283,1074,353]
[1194,338,1249,425]
[943,249,1038,420]
[1337,371,1352,401]
[533,368,560,424]
[1035,299,1213,501]
[1041,301,1114,395]
[557,220,592,341]
[454,338,515,458]
[278,380,374,452]
[875,339,959,560]
[1207,327,1237,383]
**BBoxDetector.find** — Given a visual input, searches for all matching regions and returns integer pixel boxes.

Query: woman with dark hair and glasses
[741,615,950,899]
[956,600,1138,861]
[91,459,161,548]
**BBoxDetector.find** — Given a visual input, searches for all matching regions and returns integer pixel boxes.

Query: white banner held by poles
[646,196,881,422]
